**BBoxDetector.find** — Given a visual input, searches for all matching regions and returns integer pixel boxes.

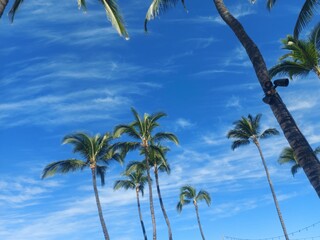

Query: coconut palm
[176,185,211,240]
[267,0,319,38]
[279,146,320,176]
[127,146,174,240]
[114,168,149,240]
[0,0,128,39]
[227,114,289,240]
[42,132,123,240]
[269,23,320,80]
[114,107,179,240]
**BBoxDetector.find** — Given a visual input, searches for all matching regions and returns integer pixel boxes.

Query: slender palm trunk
[154,166,173,240]
[0,0,8,18]
[313,66,320,78]
[91,167,110,240]
[254,140,289,240]
[213,0,320,197]
[144,146,157,240]
[136,188,148,240]
[194,201,206,240]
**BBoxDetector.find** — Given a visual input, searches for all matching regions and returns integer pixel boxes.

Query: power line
[224,221,320,240]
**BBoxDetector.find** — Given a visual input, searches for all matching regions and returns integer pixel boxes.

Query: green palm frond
[114,179,135,190]
[180,185,196,199]
[260,128,279,139]
[196,190,211,206]
[8,0,23,22]
[96,165,107,186]
[114,124,141,140]
[269,61,311,79]
[309,22,320,50]
[99,0,129,39]
[42,159,86,179]
[314,146,320,155]
[153,132,179,145]
[291,164,300,176]
[63,132,92,159]
[0,0,9,18]
[126,161,146,173]
[145,0,185,32]
[294,0,319,39]
[231,139,250,150]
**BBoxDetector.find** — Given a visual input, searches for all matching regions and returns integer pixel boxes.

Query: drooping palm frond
[309,22,320,50]
[114,179,135,190]
[99,0,129,39]
[0,0,9,18]
[269,61,311,79]
[42,159,86,179]
[153,132,179,145]
[114,124,141,140]
[196,190,211,206]
[180,185,196,199]
[145,0,186,32]
[260,128,280,139]
[231,139,250,150]
[63,132,92,160]
[294,0,319,39]
[96,165,107,186]
[8,0,23,22]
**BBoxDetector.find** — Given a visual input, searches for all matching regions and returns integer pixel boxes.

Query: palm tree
[227,114,289,240]
[141,1,320,199]
[0,0,129,39]
[269,23,320,80]
[114,168,149,240]
[127,146,174,240]
[176,185,211,240]
[42,132,124,240]
[267,0,319,39]
[114,107,179,240]
[279,146,320,176]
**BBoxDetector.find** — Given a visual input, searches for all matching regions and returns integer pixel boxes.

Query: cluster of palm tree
[42,108,212,240]
[3,0,320,196]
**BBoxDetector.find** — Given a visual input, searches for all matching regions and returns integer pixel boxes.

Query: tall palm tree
[42,132,123,240]
[279,146,320,176]
[267,0,319,39]
[114,168,149,240]
[128,146,174,240]
[269,23,320,80]
[0,0,129,39]
[141,1,320,198]
[227,114,289,240]
[176,185,211,240]
[114,107,179,240]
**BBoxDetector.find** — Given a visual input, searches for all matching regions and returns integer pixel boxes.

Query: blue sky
[1,0,320,239]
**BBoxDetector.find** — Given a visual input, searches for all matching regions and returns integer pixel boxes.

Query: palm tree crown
[227,114,279,149]
[269,23,320,80]
[278,146,320,176]
[42,132,123,183]
[177,185,211,212]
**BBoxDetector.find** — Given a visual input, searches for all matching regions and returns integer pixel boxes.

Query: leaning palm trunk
[136,187,148,240]
[91,167,110,240]
[213,0,320,197]
[194,202,205,240]
[254,140,289,240]
[0,0,8,18]
[144,146,157,240]
[154,167,173,240]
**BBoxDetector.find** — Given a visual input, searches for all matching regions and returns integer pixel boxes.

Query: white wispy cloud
[175,118,195,129]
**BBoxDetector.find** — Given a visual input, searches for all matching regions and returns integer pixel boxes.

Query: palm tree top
[42,132,124,185]
[177,185,211,213]
[227,114,279,150]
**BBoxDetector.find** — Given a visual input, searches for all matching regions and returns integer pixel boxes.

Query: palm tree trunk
[136,188,148,240]
[91,167,110,240]
[194,202,206,240]
[254,140,289,240]
[313,66,320,78]
[213,0,320,197]
[154,167,173,240]
[0,0,8,18]
[144,147,157,240]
